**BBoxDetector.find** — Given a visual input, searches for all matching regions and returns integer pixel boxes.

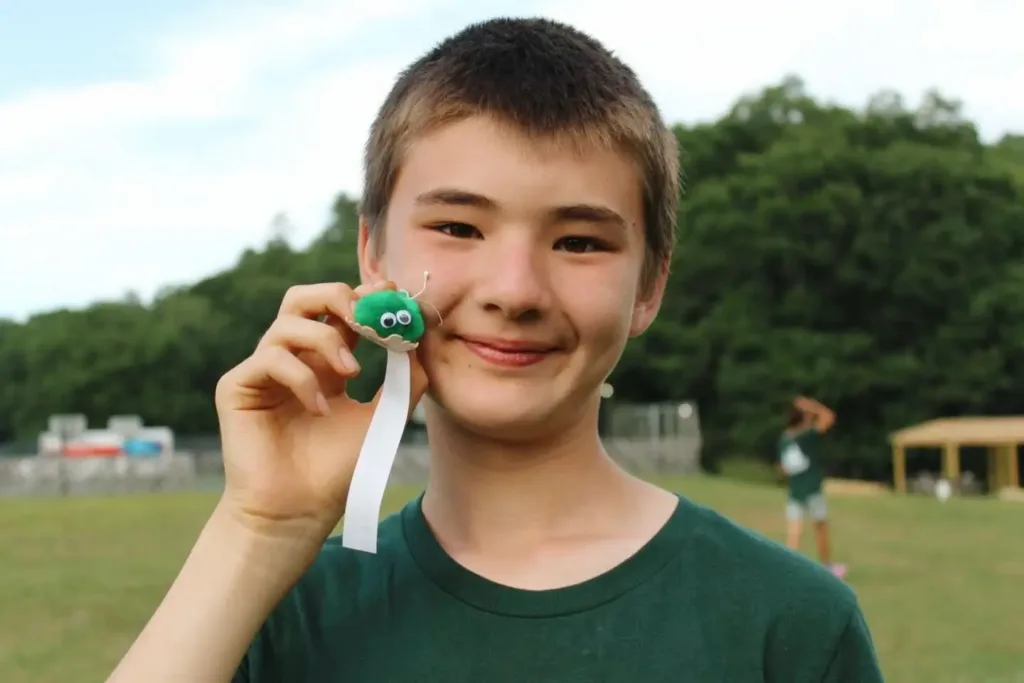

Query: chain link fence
[0,400,701,496]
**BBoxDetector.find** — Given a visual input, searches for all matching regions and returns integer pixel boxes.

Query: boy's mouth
[456,334,558,368]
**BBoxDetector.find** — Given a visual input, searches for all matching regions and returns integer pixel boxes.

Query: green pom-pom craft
[342,272,440,552]
[347,272,440,352]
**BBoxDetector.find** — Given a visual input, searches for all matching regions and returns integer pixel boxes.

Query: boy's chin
[429,385,575,444]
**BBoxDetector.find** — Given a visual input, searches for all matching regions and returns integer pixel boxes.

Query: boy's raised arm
[794,396,836,433]
[105,281,428,683]
[106,506,322,683]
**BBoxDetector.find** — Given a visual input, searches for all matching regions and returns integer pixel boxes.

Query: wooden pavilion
[889,417,1023,494]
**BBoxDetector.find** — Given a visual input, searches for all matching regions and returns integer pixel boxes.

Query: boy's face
[359,115,666,441]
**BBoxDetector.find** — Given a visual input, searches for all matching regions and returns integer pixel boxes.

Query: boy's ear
[629,259,669,337]
[358,215,387,285]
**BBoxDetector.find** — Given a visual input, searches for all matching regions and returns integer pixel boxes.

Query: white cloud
[2,0,1022,319]
[0,0,456,317]
[0,0,448,158]
[538,0,1024,137]
[0,53,398,317]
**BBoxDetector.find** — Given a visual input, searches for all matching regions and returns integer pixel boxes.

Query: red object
[63,444,121,457]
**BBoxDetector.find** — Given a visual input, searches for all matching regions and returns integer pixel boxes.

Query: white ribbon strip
[341,349,411,553]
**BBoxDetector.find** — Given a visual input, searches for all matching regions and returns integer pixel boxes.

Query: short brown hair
[361,17,680,292]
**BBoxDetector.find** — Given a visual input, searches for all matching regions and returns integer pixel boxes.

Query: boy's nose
[473,239,551,322]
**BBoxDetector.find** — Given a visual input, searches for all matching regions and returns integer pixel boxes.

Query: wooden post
[999,445,1011,491]
[942,442,960,482]
[1006,444,1020,489]
[893,444,906,493]
[987,447,1000,492]
[992,445,1011,492]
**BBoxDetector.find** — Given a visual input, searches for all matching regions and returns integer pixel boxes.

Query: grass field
[2,475,1022,683]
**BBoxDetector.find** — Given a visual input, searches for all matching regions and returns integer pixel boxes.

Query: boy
[779,396,846,578]
[107,18,883,683]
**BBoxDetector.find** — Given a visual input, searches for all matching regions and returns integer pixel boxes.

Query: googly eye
[396,310,412,325]
[379,312,397,329]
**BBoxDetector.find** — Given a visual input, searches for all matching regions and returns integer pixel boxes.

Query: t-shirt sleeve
[231,654,250,683]
[821,607,885,682]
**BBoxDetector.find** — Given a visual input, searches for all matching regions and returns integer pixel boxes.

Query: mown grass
[1,475,1021,683]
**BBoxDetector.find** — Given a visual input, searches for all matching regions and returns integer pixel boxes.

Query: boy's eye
[555,236,606,253]
[432,222,481,239]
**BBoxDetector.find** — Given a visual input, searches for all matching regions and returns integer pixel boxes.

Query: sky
[1,0,1021,321]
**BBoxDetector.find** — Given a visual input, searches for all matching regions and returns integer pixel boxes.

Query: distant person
[779,396,846,579]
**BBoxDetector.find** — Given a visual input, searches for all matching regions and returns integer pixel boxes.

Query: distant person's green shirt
[780,427,826,502]
[233,493,883,682]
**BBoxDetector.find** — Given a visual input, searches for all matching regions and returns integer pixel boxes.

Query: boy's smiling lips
[455,334,560,368]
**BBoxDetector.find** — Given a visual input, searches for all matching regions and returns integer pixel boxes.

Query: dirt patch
[993,562,1024,577]
[824,478,890,497]
[996,487,1024,503]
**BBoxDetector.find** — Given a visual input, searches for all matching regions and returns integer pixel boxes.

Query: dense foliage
[2,77,1022,480]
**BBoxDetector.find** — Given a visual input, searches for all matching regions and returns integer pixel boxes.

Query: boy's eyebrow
[414,188,497,209]
[415,187,626,229]
[552,204,626,230]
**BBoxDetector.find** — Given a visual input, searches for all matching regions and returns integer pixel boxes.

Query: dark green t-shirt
[780,428,826,502]
[234,494,882,682]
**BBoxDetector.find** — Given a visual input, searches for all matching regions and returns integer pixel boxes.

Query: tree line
[2,76,1022,481]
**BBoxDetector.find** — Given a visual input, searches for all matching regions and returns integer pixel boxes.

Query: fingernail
[340,348,360,372]
[316,393,331,415]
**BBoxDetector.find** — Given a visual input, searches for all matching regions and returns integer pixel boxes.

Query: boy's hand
[793,396,816,412]
[792,396,836,432]
[213,280,429,548]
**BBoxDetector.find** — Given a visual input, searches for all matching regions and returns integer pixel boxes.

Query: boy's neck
[420,403,673,556]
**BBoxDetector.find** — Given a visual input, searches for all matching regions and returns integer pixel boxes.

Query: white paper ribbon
[341,349,411,553]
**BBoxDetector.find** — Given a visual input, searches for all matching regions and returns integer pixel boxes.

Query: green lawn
[1,476,1022,683]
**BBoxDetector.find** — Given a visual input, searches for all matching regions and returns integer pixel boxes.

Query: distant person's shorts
[786,493,828,521]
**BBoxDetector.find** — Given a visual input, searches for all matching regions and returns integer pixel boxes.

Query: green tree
[613,78,1024,478]
[3,78,1022,487]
